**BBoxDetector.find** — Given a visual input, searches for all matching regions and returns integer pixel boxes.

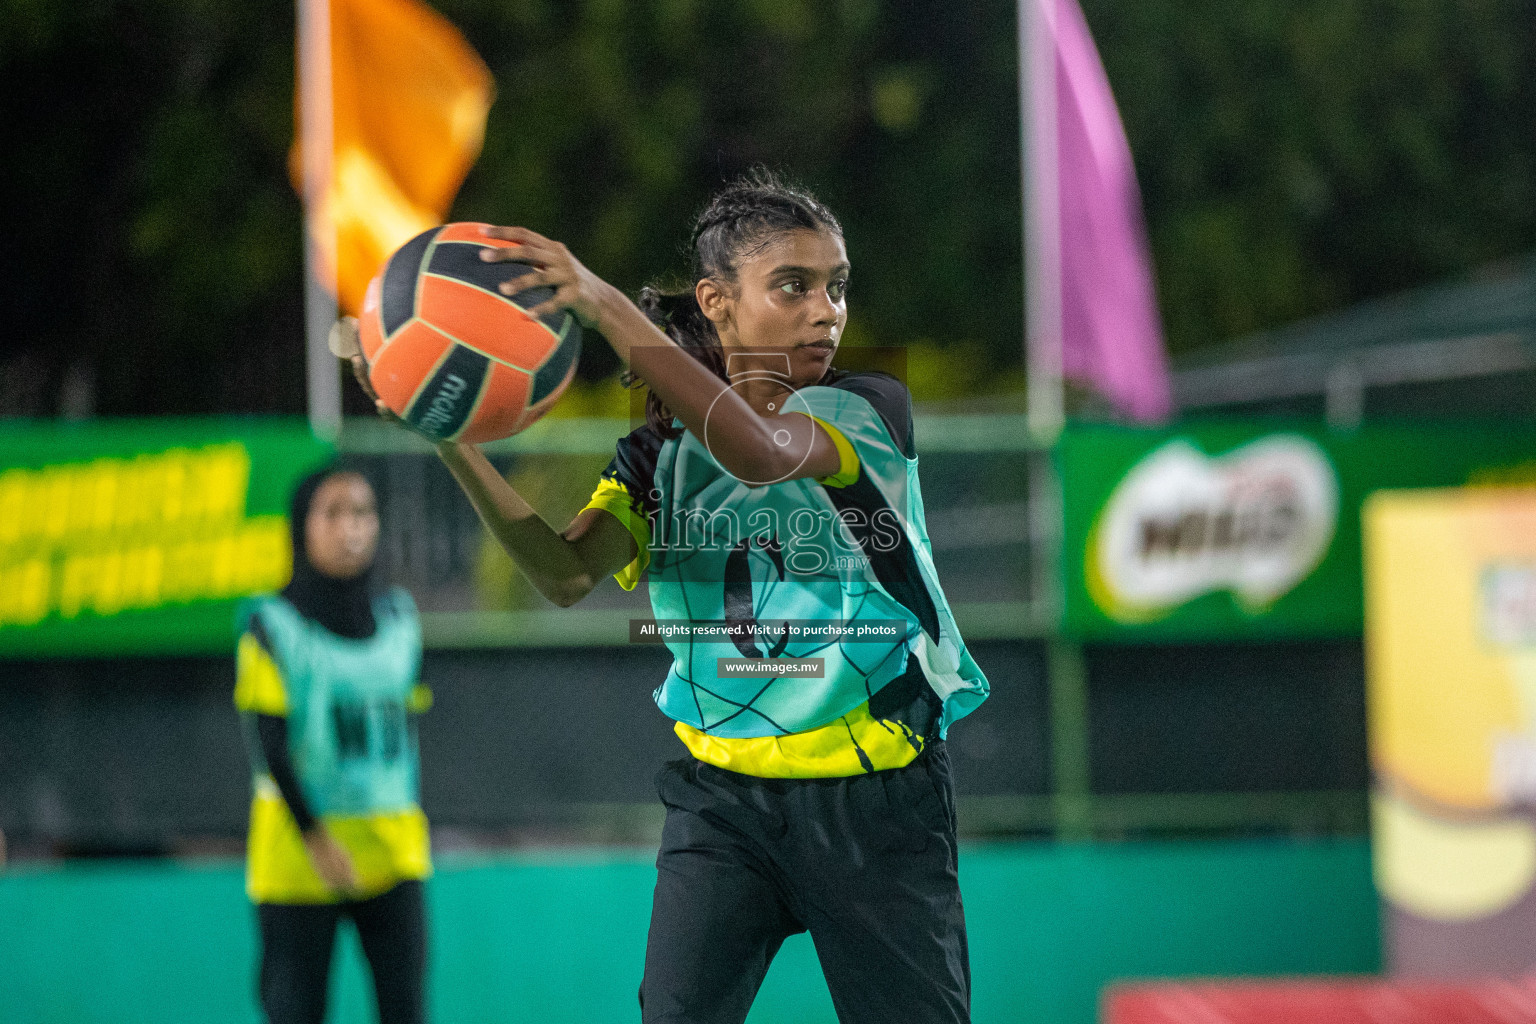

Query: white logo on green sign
[1087,435,1338,622]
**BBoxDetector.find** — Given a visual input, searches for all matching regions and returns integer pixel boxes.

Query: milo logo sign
[1086,435,1339,622]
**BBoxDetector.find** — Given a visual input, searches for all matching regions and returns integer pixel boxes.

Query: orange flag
[294,0,494,314]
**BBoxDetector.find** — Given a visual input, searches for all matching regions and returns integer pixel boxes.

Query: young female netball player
[348,170,989,1024]
[234,466,432,1024]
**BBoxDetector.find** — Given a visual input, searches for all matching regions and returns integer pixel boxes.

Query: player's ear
[696,277,730,326]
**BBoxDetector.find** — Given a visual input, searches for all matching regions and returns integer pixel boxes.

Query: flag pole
[300,0,341,441]
[1022,0,1063,444]
[1022,0,1090,842]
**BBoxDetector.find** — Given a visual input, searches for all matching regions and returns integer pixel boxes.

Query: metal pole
[1022,0,1088,842]
[300,0,341,441]
[1022,0,1063,445]
[1048,638,1092,841]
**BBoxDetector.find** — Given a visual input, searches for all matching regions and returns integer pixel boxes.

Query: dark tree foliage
[1088,0,1536,354]
[434,0,1024,385]
[0,0,1531,414]
[2,0,305,415]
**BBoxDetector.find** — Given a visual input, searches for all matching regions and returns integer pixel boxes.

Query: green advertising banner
[0,419,330,657]
[1059,421,1536,641]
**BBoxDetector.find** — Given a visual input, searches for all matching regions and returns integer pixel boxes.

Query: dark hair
[631,168,844,439]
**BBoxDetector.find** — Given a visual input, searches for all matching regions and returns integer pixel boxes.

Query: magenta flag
[1031,0,1172,422]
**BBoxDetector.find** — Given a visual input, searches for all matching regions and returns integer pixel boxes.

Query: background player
[347,170,989,1023]
[235,466,432,1024]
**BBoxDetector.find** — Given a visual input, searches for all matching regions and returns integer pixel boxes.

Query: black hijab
[282,465,379,640]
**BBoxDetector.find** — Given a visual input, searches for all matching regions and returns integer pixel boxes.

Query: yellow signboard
[0,420,329,656]
[1365,488,1536,973]
[0,444,288,627]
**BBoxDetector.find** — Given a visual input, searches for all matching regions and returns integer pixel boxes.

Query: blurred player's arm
[237,627,358,894]
[254,714,317,834]
[255,715,356,892]
[433,443,636,607]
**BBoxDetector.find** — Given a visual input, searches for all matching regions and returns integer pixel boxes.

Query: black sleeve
[600,425,664,519]
[256,714,318,834]
[244,620,318,834]
[828,371,916,458]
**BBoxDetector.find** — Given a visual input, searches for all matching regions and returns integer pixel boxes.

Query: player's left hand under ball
[334,317,419,435]
[477,226,615,329]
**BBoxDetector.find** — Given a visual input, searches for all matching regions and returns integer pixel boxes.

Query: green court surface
[0,839,1379,1024]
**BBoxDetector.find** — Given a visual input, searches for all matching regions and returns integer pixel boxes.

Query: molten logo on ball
[414,374,469,437]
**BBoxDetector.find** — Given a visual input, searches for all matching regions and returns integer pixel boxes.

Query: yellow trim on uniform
[793,413,860,488]
[245,788,432,904]
[234,632,289,715]
[236,628,432,905]
[675,700,924,778]
[582,477,652,590]
[407,684,433,714]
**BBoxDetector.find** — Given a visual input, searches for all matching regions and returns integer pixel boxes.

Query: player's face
[305,473,379,580]
[721,227,849,387]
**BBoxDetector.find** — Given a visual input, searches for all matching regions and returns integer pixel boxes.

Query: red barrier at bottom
[1104,980,1536,1024]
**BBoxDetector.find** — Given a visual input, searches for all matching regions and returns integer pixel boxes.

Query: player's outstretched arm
[477,226,840,485]
[434,440,635,607]
[337,321,633,607]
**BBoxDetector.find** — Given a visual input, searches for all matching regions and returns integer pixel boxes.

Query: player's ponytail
[631,167,843,440]
[633,285,727,438]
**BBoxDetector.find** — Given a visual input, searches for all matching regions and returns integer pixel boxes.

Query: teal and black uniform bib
[240,589,424,817]
[598,371,989,740]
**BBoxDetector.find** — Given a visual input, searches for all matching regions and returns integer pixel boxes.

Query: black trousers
[640,744,970,1024]
[256,879,427,1024]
